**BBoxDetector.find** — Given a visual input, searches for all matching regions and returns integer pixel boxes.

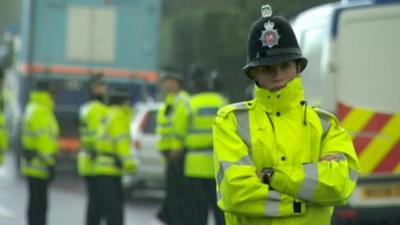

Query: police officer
[94,87,136,225]
[21,80,59,225]
[213,4,360,225]
[78,72,109,225]
[174,66,226,225]
[0,68,8,165]
[156,69,190,225]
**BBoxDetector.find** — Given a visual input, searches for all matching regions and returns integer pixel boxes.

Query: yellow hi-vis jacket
[213,77,360,225]
[78,100,109,176]
[94,105,136,176]
[21,91,59,179]
[173,92,227,178]
[156,90,190,152]
[0,110,8,165]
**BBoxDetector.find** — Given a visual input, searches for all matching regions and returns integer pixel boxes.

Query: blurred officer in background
[0,68,8,165]
[156,69,190,225]
[174,66,226,225]
[21,80,59,225]
[213,4,360,225]
[94,87,136,225]
[78,72,109,225]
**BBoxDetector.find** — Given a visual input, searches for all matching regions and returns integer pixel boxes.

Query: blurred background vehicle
[292,0,400,224]
[124,101,164,193]
[6,0,162,172]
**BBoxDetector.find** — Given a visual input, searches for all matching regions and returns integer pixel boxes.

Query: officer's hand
[168,150,180,162]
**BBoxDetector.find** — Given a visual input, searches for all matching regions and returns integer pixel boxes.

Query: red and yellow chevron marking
[338,103,400,175]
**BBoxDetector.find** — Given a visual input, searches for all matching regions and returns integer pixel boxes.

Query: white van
[292,0,400,224]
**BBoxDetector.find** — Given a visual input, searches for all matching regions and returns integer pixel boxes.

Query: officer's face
[91,83,108,96]
[161,79,180,94]
[250,60,298,92]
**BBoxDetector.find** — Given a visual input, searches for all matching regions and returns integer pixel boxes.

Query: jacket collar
[110,105,132,114]
[29,91,54,110]
[165,90,189,104]
[255,76,304,113]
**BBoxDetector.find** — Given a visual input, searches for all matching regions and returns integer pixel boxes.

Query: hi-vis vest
[21,91,59,179]
[213,77,360,225]
[156,91,190,151]
[94,105,136,176]
[183,92,227,178]
[0,110,8,165]
[78,100,109,176]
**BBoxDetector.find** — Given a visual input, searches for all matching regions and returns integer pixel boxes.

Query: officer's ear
[296,60,302,73]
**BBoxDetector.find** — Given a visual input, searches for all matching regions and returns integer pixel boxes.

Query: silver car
[124,102,165,191]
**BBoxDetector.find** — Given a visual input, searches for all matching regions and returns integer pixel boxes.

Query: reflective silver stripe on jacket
[112,134,130,142]
[265,190,281,216]
[216,103,253,191]
[79,129,96,136]
[233,103,252,157]
[122,156,135,163]
[349,167,359,181]
[217,155,253,186]
[187,148,213,153]
[188,128,213,134]
[157,121,173,128]
[21,160,49,172]
[316,109,332,141]
[297,163,318,201]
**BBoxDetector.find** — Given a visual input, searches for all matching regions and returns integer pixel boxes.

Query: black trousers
[27,177,48,225]
[96,176,124,225]
[158,151,189,225]
[85,176,100,225]
[186,177,225,225]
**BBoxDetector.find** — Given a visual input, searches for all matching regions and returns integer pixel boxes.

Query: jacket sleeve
[0,113,8,164]
[270,116,360,206]
[30,109,58,166]
[170,97,190,150]
[0,113,8,152]
[111,111,136,173]
[214,111,306,217]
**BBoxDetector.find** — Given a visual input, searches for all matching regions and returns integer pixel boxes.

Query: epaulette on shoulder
[313,107,339,124]
[217,100,255,118]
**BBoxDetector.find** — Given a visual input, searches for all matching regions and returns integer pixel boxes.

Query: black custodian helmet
[242,5,307,77]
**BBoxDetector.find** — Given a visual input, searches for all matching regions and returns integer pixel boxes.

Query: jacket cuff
[270,167,291,193]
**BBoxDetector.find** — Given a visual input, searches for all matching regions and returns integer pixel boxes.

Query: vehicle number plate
[361,183,400,199]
